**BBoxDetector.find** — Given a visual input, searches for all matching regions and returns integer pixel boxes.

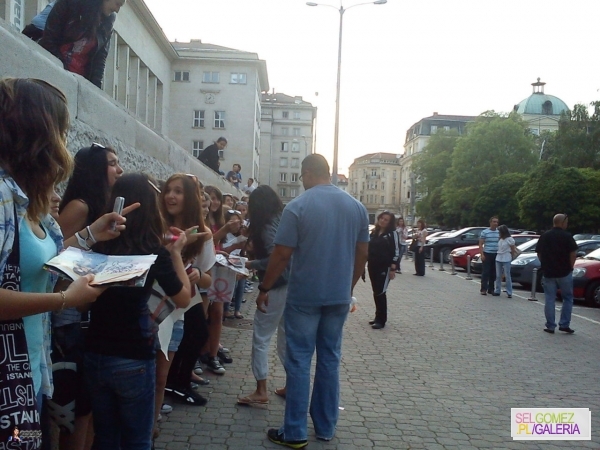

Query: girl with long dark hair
[367,211,399,330]
[414,219,427,276]
[237,185,289,405]
[0,78,130,447]
[84,173,191,449]
[40,0,126,87]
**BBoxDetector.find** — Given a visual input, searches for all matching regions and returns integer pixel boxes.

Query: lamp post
[306,0,387,186]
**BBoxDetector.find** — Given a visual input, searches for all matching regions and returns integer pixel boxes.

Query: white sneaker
[161,403,173,414]
[193,361,203,375]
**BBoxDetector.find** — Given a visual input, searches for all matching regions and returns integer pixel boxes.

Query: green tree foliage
[471,173,528,228]
[541,102,600,168]
[516,161,585,231]
[442,112,537,225]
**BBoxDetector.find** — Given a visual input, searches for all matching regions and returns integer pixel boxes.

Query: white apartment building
[169,40,269,182]
[260,92,316,203]
[348,153,402,224]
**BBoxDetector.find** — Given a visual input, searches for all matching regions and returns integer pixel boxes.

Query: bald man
[535,214,577,334]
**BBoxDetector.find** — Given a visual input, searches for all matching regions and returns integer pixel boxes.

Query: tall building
[400,113,476,223]
[168,40,269,182]
[513,78,569,135]
[348,153,402,224]
[260,92,317,203]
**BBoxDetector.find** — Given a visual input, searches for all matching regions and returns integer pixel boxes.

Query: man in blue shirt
[479,216,500,295]
[256,154,369,448]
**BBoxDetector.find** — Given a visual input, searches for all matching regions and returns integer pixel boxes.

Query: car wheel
[440,247,451,264]
[585,281,600,307]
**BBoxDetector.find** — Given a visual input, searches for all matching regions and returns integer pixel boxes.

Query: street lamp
[307,0,387,186]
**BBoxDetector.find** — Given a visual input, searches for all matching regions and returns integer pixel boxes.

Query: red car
[451,234,539,271]
[572,247,600,307]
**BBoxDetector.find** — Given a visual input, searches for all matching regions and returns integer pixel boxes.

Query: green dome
[514,93,569,116]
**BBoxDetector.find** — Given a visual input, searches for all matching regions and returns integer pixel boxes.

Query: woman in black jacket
[40,0,125,88]
[367,211,399,330]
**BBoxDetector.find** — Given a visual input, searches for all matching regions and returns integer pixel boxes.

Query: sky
[144,0,599,175]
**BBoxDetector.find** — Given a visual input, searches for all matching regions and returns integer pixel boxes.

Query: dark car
[470,236,540,274]
[424,227,486,263]
[455,234,539,271]
[572,247,600,307]
[510,239,600,290]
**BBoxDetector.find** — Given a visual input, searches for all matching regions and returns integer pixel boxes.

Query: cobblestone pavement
[155,258,600,449]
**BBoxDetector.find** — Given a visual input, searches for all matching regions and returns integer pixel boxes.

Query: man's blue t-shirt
[274,184,369,306]
[480,228,500,254]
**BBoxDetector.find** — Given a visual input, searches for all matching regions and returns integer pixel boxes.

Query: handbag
[409,239,418,253]
[0,208,42,446]
[511,247,522,260]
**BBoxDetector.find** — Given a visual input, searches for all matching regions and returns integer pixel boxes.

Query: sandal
[234,312,244,319]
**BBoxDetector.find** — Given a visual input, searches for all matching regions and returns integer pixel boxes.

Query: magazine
[44,247,157,287]
[215,253,250,277]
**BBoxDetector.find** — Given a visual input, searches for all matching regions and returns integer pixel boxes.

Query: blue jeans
[233,278,245,313]
[494,260,512,295]
[280,303,349,441]
[84,353,156,450]
[543,273,574,330]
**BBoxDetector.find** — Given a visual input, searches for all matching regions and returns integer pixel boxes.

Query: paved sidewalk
[155,259,600,449]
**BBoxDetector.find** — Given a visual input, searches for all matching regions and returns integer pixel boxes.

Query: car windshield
[444,227,481,238]
[584,247,600,261]
[517,238,538,252]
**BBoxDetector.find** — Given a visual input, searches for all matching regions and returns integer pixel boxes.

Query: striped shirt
[480,228,500,254]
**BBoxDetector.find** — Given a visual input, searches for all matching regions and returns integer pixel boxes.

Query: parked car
[510,240,600,290]
[573,234,600,241]
[453,234,539,270]
[572,247,600,307]
[424,227,486,263]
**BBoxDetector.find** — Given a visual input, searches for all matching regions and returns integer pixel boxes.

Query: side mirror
[576,251,585,257]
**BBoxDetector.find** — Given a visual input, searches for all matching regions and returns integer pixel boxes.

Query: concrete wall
[0,17,240,194]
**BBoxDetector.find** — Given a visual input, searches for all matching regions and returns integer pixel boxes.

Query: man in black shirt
[536,213,577,334]
[197,137,227,174]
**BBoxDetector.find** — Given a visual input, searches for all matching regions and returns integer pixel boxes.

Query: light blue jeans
[494,260,512,295]
[542,273,574,330]
[280,303,349,441]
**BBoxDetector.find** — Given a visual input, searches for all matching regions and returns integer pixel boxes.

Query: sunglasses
[236,201,247,206]
[185,173,199,182]
[90,142,106,150]
[147,180,161,194]
[227,209,242,215]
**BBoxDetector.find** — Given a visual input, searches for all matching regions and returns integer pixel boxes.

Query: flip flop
[234,313,244,319]
[237,396,269,406]
[274,388,286,399]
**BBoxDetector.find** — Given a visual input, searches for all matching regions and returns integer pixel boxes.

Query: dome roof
[514,79,569,116]
[514,93,569,116]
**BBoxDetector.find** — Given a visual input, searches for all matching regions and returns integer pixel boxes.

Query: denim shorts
[168,320,184,353]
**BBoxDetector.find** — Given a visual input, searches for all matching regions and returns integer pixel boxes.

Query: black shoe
[543,328,555,334]
[206,357,226,374]
[492,293,500,296]
[480,291,487,295]
[266,428,307,449]
[217,349,233,364]
[559,327,575,334]
[487,291,494,295]
[507,295,512,298]
[368,320,376,325]
[165,385,207,406]
[372,323,385,329]
[199,353,210,365]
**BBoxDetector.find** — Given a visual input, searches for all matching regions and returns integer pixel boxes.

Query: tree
[516,161,585,231]
[442,112,537,225]
[471,173,528,228]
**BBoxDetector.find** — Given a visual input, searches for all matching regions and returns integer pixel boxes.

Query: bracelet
[86,226,97,244]
[75,231,91,250]
[58,290,67,311]
[258,284,270,293]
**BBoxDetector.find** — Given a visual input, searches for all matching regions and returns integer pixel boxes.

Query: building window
[371,169,377,176]
[291,142,300,153]
[281,142,289,152]
[282,127,289,136]
[280,157,288,167]
[192,140,204,158]
[290,188,298,198]
[381,181,385,190]
[293,128,301,136]
[280,173,287,182]
[291,158,299,168]
[392,196,396,204]
[291,173,299,182]
[282,111,289,119]
[279,188,287,197]
[294,111,301,119]
[192,110,205,128]
[381,195,384,204]
[542,100,553,115]
[174,71,190,82]
[214,111,225,128]
[202,71,220,83]
[230,73,247,84]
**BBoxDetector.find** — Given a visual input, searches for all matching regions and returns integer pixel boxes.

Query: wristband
[86,226,97,244]
[258,284,270,293]
[75,231,91,250]
[58,290,67,311]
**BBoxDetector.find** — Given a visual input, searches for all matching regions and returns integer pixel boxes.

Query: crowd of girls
[0,77,289,450]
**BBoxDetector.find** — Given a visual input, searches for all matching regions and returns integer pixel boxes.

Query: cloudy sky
[144,0,599,175]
